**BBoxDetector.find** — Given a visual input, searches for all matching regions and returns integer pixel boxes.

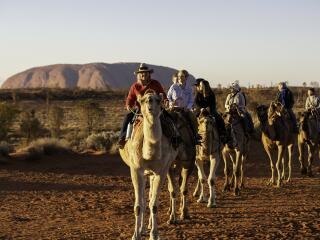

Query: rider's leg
[118,111,135,147]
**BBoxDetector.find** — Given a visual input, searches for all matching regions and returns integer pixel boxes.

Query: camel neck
[142,116,162,160]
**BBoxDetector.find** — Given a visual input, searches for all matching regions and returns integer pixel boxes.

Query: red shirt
[126,79,167,109]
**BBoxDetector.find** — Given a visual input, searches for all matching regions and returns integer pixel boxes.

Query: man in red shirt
[118,63,167,148]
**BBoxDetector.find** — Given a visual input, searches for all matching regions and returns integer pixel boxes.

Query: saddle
[128,112,181,149]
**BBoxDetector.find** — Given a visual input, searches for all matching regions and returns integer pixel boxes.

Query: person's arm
[305,97,310,110]
[167,85,175,105]
[186,86,194,110]
[225,94,230,111]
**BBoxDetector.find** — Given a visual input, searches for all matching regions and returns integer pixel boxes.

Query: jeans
[119,111,135,140]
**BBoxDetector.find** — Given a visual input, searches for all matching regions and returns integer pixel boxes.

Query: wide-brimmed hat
[194,78,205,86]
[134,63,154,75]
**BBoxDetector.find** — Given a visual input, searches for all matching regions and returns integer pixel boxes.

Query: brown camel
[119,91,178,240]
[256,102,296,188]
[298,109,319,177]
[222,104,249,196]
[193,108,221,208]
[166,108,196,223]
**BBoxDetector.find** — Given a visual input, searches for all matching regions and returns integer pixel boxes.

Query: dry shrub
[85,131,120,153]
[24,138,71,160]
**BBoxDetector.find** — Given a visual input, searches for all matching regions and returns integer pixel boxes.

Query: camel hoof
[197,197,207,203]
[222,185,230,192]
[234,188,240,196]
[132,234,141,240]
[301,167,307,175]
[167,218,177,225]
[149,233,161,240]
[285,178,291,183]
[180,211,191,220]
[207,202,217,208]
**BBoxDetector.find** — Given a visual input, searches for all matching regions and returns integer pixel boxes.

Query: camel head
[256,105,268,123]
[267,101,285,124]
[197,108,214,156]
[137,90,163,121]
[223,103,242,125]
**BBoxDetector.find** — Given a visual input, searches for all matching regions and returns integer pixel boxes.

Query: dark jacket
[195,92,217,114]
[276,88,294,109]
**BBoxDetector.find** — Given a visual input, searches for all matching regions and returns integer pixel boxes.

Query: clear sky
[0,0,319,87]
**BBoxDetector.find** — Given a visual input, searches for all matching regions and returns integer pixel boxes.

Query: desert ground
[1,140,320,240]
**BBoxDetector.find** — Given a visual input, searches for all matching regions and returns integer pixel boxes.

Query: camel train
[118,64,319,239]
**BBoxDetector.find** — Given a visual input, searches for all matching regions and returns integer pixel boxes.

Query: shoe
[117,138,126,149]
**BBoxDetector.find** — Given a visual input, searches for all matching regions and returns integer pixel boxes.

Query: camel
[298,109,319,177]
[119,90,178,240]
[222,104,249,196]
[166,108,196,223]
[256,102,296,188]
[193,108,221,208]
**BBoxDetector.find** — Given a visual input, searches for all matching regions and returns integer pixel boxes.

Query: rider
[167,70,201,144]
[275,82,298,133]
[194,78,228,143]
[305,88,320,110]
[117,63,167,148]
[225,81,254,135]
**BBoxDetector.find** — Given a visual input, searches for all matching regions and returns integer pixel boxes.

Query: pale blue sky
[0,0,319,87]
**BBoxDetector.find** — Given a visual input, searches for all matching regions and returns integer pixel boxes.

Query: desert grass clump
[85,131,120,152]
[25,138,71,160]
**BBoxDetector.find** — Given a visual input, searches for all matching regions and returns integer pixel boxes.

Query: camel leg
[287,144,293,182]
[264,147,275,185]
[239,154,245,189]
[222,149,230,192]
[179,167,191,220]
[193,178,201,197]
[276,146,284,188]
[148,175,155,230]
[207,154,219,208]
[281,155,286,181]
[130,167,145,240]
[195,159,207,203]
[149,173,165,240]
[298,141,307,175]
[233,151,241,196]
[307,144,314,177]
[167,168,178,224]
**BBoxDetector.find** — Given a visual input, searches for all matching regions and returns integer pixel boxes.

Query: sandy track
[0,152,319,240]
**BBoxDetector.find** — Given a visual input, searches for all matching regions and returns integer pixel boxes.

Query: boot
[117,137,126,149]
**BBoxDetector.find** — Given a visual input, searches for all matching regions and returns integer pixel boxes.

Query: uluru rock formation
[1,63,195,90]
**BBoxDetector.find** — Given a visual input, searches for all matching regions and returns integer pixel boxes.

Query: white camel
[193,109,221,208]
[119,90,178,240]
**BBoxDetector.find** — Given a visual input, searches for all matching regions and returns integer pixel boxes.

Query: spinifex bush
[76,100,105,136]
[85,131,120,152]
[0,102,19,140]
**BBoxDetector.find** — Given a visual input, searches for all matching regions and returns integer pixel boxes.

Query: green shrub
[76,100,105,136]
[19,109,42,142]
[48,105,64,138]
[0,102,19,140]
